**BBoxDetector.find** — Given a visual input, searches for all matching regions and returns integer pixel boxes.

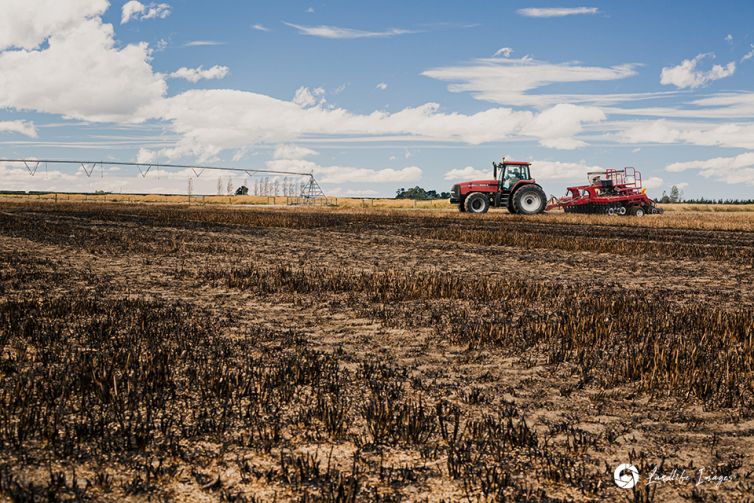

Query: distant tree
[395,186,451,200]
[235,185,249,196]
[669,185,681,203]
[659,190,670,204]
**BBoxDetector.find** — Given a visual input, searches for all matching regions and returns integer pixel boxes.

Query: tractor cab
[496,162,531,191]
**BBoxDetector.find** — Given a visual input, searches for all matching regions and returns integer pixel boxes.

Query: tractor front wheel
[512,186,546,215]
[464,192,489,213]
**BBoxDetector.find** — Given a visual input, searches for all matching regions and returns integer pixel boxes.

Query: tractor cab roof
[502,161,531,166]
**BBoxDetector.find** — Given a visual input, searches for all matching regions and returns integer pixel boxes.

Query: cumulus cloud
[292,86,325,107]
[136,147,158,164]
[423,56,637,107]
[376,82,388,91]
[493,47,513,58]
[0,0,108,51]
[0,9,166,122]
[121,1,171,24]
[141,88,613,161]
[660,53,735,89]
[0,120,38,137]
[284,22,416,39]
[666,152,754,185]
[444,166,490,181]
[266,159,421,184]
[273,144,318,160]
[643,176,664,189]
[517,7,599,17]
[330,188,379,197]
[316,166,422,184]
[0,6,642,165]
[169,65,230,83]
[121,1,144,24]
[529,160,604,181]
[154,88,609,160]
[618,119,754,149]
[522,104,606,149]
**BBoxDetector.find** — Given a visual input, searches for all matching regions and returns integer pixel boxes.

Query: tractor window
[502,165,529,189]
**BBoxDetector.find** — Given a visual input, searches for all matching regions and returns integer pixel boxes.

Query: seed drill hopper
[546,167,663,216]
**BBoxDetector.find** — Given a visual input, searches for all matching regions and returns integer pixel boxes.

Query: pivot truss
[0,158,328,203]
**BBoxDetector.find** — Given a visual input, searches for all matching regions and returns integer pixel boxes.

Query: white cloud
[530,160,603,181]
[331,188,379,197]
[183,40,225,47]
[121,1,144,24]
[121,1,171,24]
[643,176,664,189]
[725,34,733,43]
[284,22,416,39]
[493,47,513,58]
[141,3,171,20]
[292,86,325,108]
[252,24,270,32]
[617,119,754,149]
[0,120,38,137]
[136,147,157,164]
[517,7,599,17]
[675,182,689,190]
[523,103,605,149]
[317,166,422,184]
[0,13,166,122]
[146,88,611,161]
[266,158,421,184]
[666,152,754,185]
[444,166,490,181]
[660,53,735,89]
[601,91,754,119]
[423,56,638,107]
[169,65,230,83]
[273,144,318,160]
[742,45,754,62]
[376,82,388,91]
[0,0,108,51]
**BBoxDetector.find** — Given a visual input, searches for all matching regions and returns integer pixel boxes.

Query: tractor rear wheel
[464,192,489,213]
[631,207,645,217]
[512,185,546,215]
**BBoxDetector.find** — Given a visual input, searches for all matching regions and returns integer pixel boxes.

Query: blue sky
[1,0,754,198]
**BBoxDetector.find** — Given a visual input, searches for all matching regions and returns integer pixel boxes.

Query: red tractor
[449,158,547,214]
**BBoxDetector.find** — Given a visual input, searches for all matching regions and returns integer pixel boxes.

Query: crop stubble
[0,201,752,502]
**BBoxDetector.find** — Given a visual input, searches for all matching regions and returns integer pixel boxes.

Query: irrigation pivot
[0,158,328,204]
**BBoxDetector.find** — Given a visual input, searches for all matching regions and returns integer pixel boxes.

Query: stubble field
[0,200,753,502]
